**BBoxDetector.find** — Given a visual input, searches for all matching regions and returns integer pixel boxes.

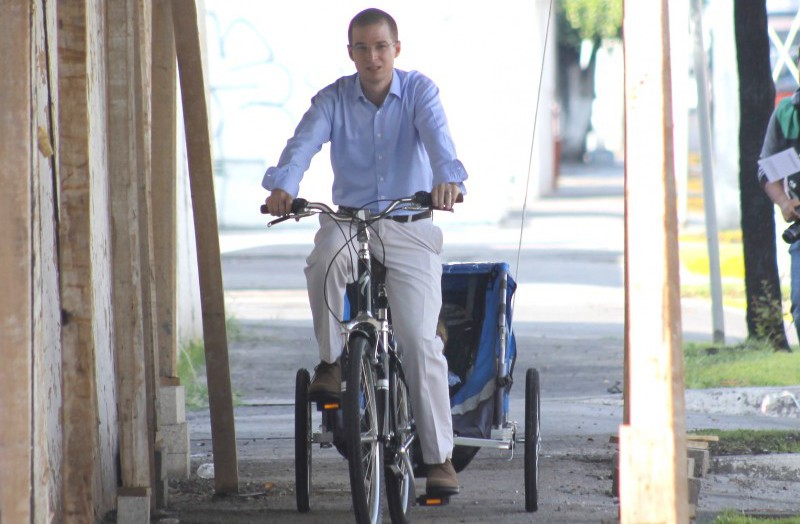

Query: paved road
[173,162,800,523]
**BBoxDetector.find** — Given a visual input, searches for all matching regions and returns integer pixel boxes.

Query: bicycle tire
[385,364,415,523]
[524,367,541,512]
[295,368,312,513]
[343,334,383,524]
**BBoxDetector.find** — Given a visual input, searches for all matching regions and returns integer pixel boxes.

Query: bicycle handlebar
[260,191,462,227]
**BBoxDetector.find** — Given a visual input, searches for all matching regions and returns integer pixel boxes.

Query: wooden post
[171,0,239,494]
[0,2,34,522]
[132,0,162,507]
[621,0,689,522]
[31,0,67,520]
[107,0,154,495]
[152,0,179,380]
[153,0,192,481]
[58,0,105,519]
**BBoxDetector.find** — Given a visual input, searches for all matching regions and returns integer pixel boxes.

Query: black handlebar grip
[413,190,463,207]
[261,198,308,215]
[414,191,433,207]
[291,198,308,214]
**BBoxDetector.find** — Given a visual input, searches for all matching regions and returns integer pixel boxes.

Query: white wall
[709,0,742,231]
[176,110,204,343]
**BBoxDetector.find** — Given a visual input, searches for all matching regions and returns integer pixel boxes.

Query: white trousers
[305,215,454,465]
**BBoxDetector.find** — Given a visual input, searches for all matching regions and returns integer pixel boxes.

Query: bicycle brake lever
[267,210,315,227]
[267,215,293,227]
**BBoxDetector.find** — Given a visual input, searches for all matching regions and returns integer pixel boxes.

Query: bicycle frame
[340,209,394,442]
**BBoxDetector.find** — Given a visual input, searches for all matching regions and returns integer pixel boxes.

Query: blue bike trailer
[440,262,517,472]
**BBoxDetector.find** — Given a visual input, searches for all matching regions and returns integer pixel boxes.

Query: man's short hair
[348,8,398,45]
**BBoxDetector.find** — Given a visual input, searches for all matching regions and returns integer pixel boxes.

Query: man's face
[348,21,400,88]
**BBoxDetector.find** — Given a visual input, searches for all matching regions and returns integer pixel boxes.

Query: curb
[710,453,800,482]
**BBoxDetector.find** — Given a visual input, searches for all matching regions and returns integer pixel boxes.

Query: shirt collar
[388,70,402,99]
[353,69,402,103]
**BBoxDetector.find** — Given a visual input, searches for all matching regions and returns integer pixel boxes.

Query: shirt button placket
[375,110,383,201]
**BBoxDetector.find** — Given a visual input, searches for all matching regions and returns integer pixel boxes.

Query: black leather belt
[338,207,432,223]
[388,210,432,223]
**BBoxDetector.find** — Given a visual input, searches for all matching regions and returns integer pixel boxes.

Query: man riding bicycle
[261,8,467,496]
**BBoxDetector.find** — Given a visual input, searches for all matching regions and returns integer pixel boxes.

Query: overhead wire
[513,0,555,311]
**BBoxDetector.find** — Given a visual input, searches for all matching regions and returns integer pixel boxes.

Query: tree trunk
[556,40,598,161]
[734,1,790,350]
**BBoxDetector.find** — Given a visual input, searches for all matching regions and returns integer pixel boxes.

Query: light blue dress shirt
[262,68,468,213]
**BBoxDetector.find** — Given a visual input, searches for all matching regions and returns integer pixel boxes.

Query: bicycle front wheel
[294,368,312,513]
[343,334,383,524]
[385,365,415,524]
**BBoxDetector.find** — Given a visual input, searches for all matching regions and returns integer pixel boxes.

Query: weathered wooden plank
[687,434,719,443]
[621,0,689,522]
[30,0,66,520]
[0,1,34,523]
[171,0,239,494]
[56,0,120,519]
[152,0,179,379]
[85,0,120,514]
[57,1,98,518]
[152,0,191,482]
[132,0,161,507]
[107,0,154,491]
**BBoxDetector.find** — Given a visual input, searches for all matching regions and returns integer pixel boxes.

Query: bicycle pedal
[315,401,341,411]
[417,494,450,506]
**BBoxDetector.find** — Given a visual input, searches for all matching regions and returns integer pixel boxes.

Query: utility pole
[620,0,690,521]
[691,0,726,344]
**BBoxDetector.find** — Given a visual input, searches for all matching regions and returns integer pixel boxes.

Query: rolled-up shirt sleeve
[412,76,468,194]
[262,90,334,196]
[759,111,788,186]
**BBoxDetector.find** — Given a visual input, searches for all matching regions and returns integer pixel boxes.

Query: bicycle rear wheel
[385,364,415,523]
[343,334,383,524]
[525,367,541,512]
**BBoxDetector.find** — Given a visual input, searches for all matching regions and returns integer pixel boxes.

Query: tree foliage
[559,0,622,51]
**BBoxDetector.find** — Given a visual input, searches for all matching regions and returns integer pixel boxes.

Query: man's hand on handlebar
[261,189,461,226]
[431,182,462,211]
[264,188,294,216]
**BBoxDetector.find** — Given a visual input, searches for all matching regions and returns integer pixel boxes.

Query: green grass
[178,339,209,410]
[681,281,751,310]
[712,510,800,523]
[691,429,800,455]
[683,341,800,388]
[177,316,243,410]
[226,315,243,342]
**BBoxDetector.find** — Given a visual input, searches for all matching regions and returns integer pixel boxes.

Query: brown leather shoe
[426,459,459,495]
[308,360,341,402]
